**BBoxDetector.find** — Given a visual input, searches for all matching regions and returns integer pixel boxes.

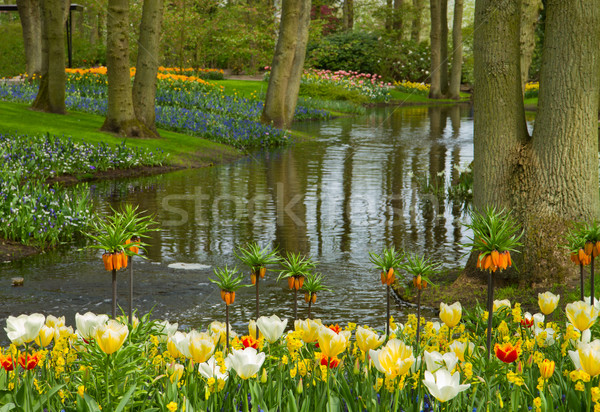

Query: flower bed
[394,80,431,97]
[0,132,166,245]
[0,67,331,150]
[1,294,598,411]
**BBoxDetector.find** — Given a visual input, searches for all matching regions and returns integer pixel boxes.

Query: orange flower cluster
[412,275,427,290]
[287,275,304,290]
[570,241,600,265]
[476,250,512,273]
[250,267,266,285]
[102,252,128,271]
[304,292,317,303]
[65,66,218,87]
[220,290,236,306]
[380,268,395,285]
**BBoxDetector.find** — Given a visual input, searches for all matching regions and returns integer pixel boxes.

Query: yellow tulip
[35,325,55,347]
[538,292,560,315]
[94,320,129,355]
[448,340,474,362]
[355,326,385,353]
[493,299,511,312]
[294,319,323,343]
[538,359,555,379]
[188,331,216,363]
[566,301,599,332]
[318,327,347,359]
[439,302,462,328]
[369,339,415,378]
[577,341,600,377]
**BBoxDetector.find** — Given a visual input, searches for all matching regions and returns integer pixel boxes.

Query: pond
[0,104,474,340]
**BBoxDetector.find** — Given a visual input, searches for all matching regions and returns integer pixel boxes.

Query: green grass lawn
[389,89,471,104]
[0,101,241,167]
[212,79,268,98]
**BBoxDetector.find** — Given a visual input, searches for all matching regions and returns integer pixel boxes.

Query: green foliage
[209,265,248,292]
[462,207,523,257]
[277,252,317,281]
[400,253,440,284]
[0,22,26,77]
[161,2,276,74]
[307,31,430,82]
[235,242,280,273]
[299,82,368,104]
[369,246,404,272]
[84,206,146,255]
[302,272,331,294]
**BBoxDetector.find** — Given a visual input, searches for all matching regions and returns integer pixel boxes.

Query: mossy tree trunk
[261,0,311,129]
[393,0,403,40]
[410,0,424,43]
[102,0,153,137]
[132,0,164,135]
[32,0,67,114]
[342,0,353,30]
[16,0,42,78]
[448,0,463,99]
[519,0,543,93]
[429,0,442,98]
[473,0,600,285]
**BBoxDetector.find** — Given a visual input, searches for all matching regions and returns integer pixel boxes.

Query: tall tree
[519,0,543,92]
[410,0,424,42]
[473,0,600,284]
[393,0,403,39]
[261,0,311,129]
[342,0,353,30]
[102,0,153,137]
[439,0,449,95]
[132,0,165,135]
[32,0,67,114]
[16,0,42,78]
[448,0,463,99]
[429,0,442,98]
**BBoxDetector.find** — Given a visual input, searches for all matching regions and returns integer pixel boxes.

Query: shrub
[0,21,26,77]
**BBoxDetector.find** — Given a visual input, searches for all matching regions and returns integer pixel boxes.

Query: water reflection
[1,105,474,339]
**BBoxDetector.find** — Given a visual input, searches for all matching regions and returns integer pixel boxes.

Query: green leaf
[115,384,137,412]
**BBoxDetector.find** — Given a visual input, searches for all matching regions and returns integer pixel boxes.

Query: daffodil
[94,320,129,355]
[566,301,599,332]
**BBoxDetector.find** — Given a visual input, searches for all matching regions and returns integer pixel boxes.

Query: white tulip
[198,355,229,381]
[226,347,266,379]
[423,369,470,402]
[257,315,288,343]
[424,351,459,373]
[76,312,109,341]
[154,320,178,343]
[5,313,45,345]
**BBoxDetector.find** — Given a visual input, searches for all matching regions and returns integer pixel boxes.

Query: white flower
[154,320,178,343]
[198,355,229,381]
[226,347,266,380]
[423,369,470,402]
[75,312,109,341]
[584,296,600,311]
[209,321,237,346]
[256,315,288,344]
[424,351,459,373]
[5,313,45,345]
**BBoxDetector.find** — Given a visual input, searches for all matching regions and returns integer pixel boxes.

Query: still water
[1,105,474,339]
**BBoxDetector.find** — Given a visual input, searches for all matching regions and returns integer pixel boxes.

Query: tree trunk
[132,0,164,136]
[342,0,353,30]
[519,0,542,92]
[386,0,393,31]
[16,0,42,78]
[261,0,311,129]
[448,0,463,99]
[410,0,424,43]
[32,0,67,114]
[473,0,600,285]
[102,0,152,137]
[429,0,442,98]
[439,0,448,95]
[86,6,98,46]
[393,0,403,39]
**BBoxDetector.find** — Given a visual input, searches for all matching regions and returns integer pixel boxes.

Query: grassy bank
[0,101,242,167]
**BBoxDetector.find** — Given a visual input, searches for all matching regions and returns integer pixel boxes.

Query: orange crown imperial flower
[494,341,521,363]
